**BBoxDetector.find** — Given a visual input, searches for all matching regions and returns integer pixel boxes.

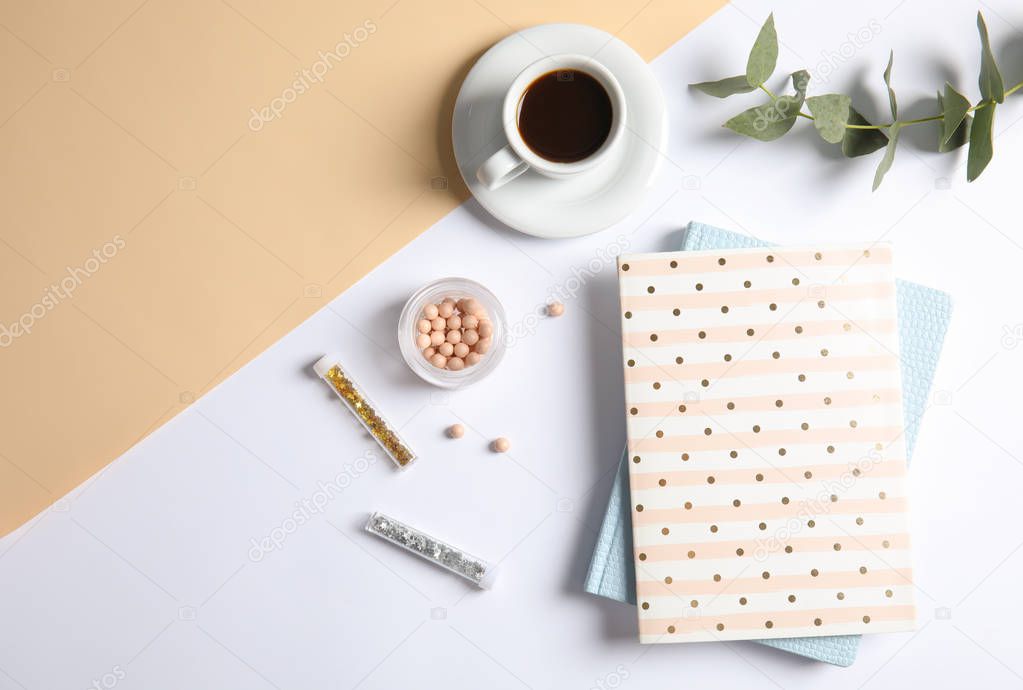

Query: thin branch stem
[759,79,1023,131]
[759,84,813,119]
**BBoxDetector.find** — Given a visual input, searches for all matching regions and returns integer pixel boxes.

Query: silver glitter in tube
[365,512,497,590]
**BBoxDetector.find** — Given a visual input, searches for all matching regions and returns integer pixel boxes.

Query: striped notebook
[617,244,916,644]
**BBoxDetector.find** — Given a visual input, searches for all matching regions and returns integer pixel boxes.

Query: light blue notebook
[584,222,952,666]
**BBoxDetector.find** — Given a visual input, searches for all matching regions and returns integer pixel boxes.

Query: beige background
[0,0,725,537]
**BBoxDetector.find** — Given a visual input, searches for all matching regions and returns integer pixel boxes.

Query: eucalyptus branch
[691,12,1018,189]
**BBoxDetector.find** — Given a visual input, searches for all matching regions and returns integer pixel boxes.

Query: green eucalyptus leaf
[939,119,971,152]
[872,123,902,191]
[883,51,897,119]
[724,100,797,141]
[691,75,757,98]
[967,103,996,181]
[977,12,1005,103]
[791,69,810,98]
[806,94,852,143]
[841,107,889,157]
[940,83,972,146]
[724,70,808,141]
[937,90,971,152]
[746,13,778,87]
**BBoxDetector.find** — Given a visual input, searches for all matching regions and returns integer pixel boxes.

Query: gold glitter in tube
[315,355,416,468]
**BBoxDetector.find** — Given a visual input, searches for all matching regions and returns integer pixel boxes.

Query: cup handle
[476,145,529,191]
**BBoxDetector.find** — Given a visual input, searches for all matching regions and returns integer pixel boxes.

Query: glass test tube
[314,354,416,469]
[364,512,497,590]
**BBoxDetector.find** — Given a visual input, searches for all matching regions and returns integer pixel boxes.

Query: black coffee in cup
[516,69,613,163]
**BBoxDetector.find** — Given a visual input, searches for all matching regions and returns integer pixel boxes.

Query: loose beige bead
[492,437,510,453]
[453,342,469,358]
[462,314,479,330]
[417,319,432,333]
[447,424,464,439]
[438,300,455,318]
[547,301,565,317]
[430,330,446,347]
[447,356,465,371]
[465,352,482,366]
[430,353,448,368]
[416,333,431,349]
[446,314,462,330]
[431,317,446,331]
[462,298,483,315]
[424,303,439,320]
[461,329,479,346]
[446,329,462,344]
[438,342,454,357]
[474,337,492,354]
[423,347,436,359]
[478,319,493,338]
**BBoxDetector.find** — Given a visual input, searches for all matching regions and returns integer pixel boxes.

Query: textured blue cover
[584,222,952,667]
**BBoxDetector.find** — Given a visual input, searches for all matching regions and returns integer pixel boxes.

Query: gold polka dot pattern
[617,245,913,641]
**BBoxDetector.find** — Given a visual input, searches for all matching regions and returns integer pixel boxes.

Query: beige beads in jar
[416,297,493,371]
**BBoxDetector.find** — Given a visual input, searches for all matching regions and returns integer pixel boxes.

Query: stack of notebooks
[586,222,951,666]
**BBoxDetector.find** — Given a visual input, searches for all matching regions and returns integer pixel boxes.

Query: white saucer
[452,23,668,239]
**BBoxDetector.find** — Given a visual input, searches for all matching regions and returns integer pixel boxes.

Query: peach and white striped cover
[618,244,916,644]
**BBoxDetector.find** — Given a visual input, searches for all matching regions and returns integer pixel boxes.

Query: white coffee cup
[476,54,627,191]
